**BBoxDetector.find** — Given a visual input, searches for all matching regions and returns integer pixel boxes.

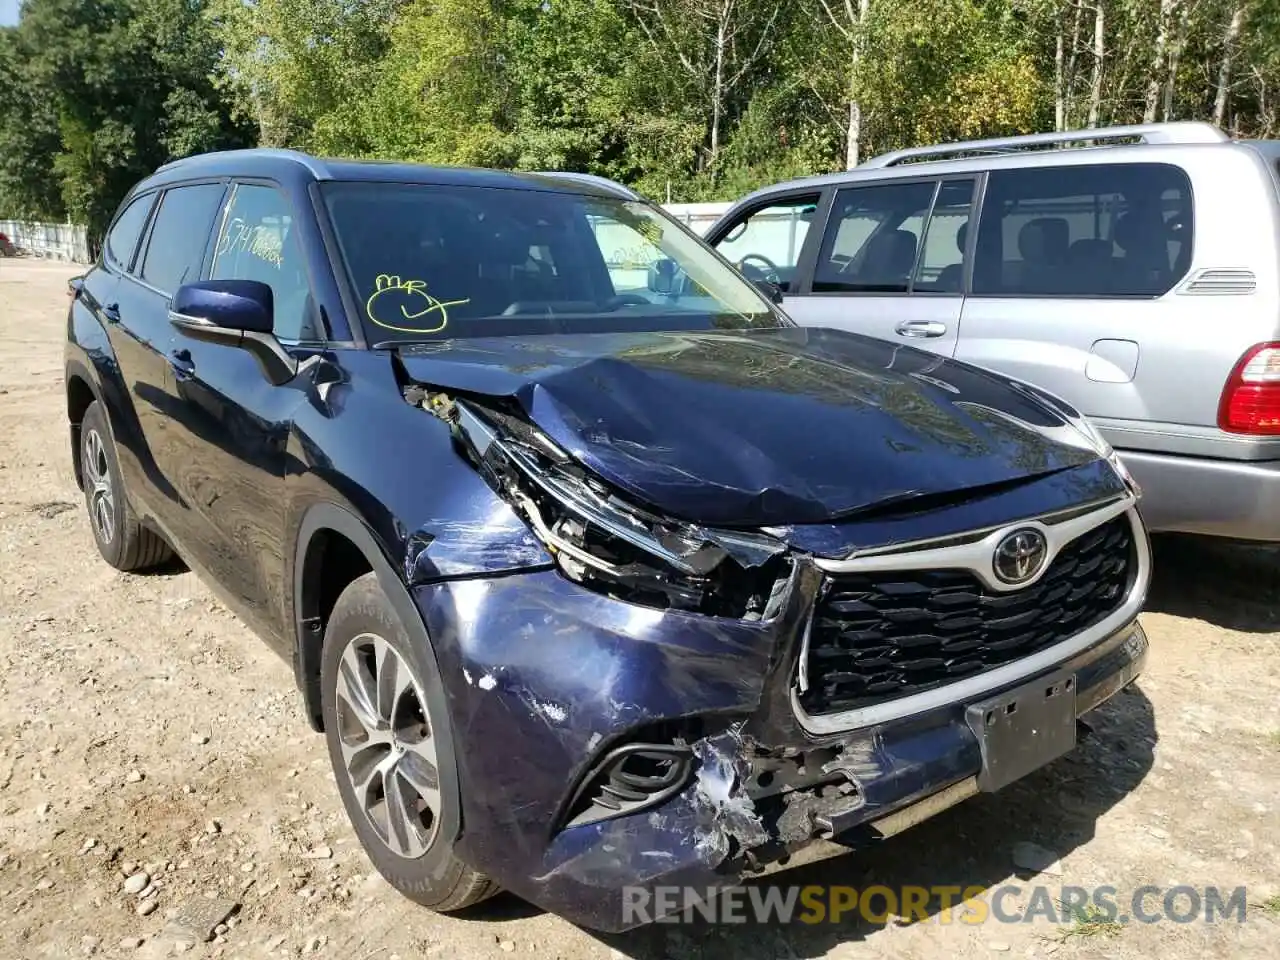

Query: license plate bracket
[966,671,1077,793]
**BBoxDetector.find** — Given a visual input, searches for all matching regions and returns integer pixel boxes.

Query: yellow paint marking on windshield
[365,274,470,334]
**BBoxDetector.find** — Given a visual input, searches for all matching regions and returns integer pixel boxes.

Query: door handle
[102,302,121,324]
[168,348,195,380]
[895,320,948,339]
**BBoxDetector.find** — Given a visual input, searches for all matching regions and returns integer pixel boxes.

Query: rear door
[955,162,1194,427]
[785,177,977,356]
[119,182,229,542]
[104,184,228,529]
[84,193,155,504]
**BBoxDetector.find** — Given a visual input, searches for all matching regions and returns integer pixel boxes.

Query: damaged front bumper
[411,551,1149,933]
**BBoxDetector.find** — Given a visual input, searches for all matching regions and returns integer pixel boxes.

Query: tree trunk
[1055,13,1066,131]
[847,100,862,168]
[845,0,870,170]
[710,4,728,169]
[1065,0,1083,127]
[1162,0,1191,121]
[1088,1,1105,127]
[1144,0,1176,124]
[1214,6,1245,127]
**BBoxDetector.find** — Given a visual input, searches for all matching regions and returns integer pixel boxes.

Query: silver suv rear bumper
[1120,449,1280,541]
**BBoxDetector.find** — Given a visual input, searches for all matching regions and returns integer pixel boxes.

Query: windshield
[320,181,782,343]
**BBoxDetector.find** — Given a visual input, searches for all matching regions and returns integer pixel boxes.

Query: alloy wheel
[333,633,442,859]
[82,427,115,545]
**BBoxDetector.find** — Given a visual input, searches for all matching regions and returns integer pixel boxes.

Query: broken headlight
[426,391,791,619]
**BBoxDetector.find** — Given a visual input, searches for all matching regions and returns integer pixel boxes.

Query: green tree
[208,0,400,149]
[0,0,251,244]
[0,25,64,220]
[853,0,1047,155]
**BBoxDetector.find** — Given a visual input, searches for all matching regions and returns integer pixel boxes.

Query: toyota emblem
[992,528,1049,585]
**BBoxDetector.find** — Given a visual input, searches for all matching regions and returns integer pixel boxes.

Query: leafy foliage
[5,0,1280,225]
[0,0,250,242]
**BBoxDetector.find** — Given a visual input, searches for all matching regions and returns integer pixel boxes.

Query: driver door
[709,192,824,296]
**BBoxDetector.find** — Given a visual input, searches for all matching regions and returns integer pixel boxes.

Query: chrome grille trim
[813,494,1133,594]
[793,503,1149,735]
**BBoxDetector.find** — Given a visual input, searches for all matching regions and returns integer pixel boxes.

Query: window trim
[966,160,1196,301]
[808,175,978,299]
[708,189,826,295]
[208,177,331,346]
[103,190,159,276]
[133,178,229,298]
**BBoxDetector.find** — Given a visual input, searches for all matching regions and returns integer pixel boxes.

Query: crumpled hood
[396,327,1102,527]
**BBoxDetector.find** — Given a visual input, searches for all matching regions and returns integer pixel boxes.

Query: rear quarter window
[104,194,155,273]
[973,162,1192,298]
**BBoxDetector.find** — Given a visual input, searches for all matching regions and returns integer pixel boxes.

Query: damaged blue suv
[65,150,1150,931]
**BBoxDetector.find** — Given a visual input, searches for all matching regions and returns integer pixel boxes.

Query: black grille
[801,516,1135,714]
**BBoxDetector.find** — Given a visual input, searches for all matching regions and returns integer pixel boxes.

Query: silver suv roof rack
[860,121,1230,169]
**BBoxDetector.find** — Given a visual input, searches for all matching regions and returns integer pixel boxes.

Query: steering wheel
[738,253,780,283]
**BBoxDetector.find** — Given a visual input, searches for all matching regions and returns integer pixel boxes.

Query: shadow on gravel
[1146,534,1280,632]
[133,555,189,577]
[468,686,1158,959]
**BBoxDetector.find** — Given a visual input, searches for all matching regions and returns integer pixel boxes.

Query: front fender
[284,349,554,724]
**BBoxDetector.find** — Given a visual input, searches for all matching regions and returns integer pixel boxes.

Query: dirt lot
[0,259,1277,959]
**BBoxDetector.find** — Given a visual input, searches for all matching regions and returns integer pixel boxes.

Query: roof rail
[859,122,1230,169]
[153,147,331,179]
[537,171,639,199]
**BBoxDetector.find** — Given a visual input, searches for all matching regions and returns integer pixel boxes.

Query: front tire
[320,573,497,912]
[79,400,172,571]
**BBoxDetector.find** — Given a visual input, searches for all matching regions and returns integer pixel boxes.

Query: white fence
[663,202,733,236]
[0,220,91,262]
[0,203,730,268]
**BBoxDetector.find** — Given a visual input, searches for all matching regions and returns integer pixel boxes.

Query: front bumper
[1120,448,1280,541]
[411,556,1149,932]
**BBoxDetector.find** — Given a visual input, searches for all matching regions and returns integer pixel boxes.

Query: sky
[0,0,18,28]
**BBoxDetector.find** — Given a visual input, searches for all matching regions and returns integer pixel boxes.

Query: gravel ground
[1,259,1277,959]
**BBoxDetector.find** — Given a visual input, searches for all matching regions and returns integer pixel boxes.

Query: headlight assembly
[419,390,792,619]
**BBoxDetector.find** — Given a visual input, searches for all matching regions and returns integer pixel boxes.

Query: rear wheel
[79,401,172,571]
[320,573,497,911]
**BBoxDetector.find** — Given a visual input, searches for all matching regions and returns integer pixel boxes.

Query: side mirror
[171,279,274,333]
[751,277,784,304]
[647,258,684,296]
[169,279,298,385]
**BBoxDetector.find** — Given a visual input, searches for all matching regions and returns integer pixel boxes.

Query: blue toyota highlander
[65,149,1150,931]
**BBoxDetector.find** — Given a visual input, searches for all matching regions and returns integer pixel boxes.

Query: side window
[813,181,936,293]
[713,195,819,291]
[914,180,975,293]
[973,163,1193,297]
[104,194,154,272]
[211,185,317,341]
[139,184,226,294]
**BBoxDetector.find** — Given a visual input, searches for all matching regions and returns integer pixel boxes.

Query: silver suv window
[813,179,975,294]
[972,163,1193,298]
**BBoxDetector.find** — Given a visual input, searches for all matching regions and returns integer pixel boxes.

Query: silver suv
[706,122,1280,542]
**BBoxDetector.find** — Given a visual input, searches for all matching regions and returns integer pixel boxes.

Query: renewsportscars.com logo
[622,884,1252,926]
